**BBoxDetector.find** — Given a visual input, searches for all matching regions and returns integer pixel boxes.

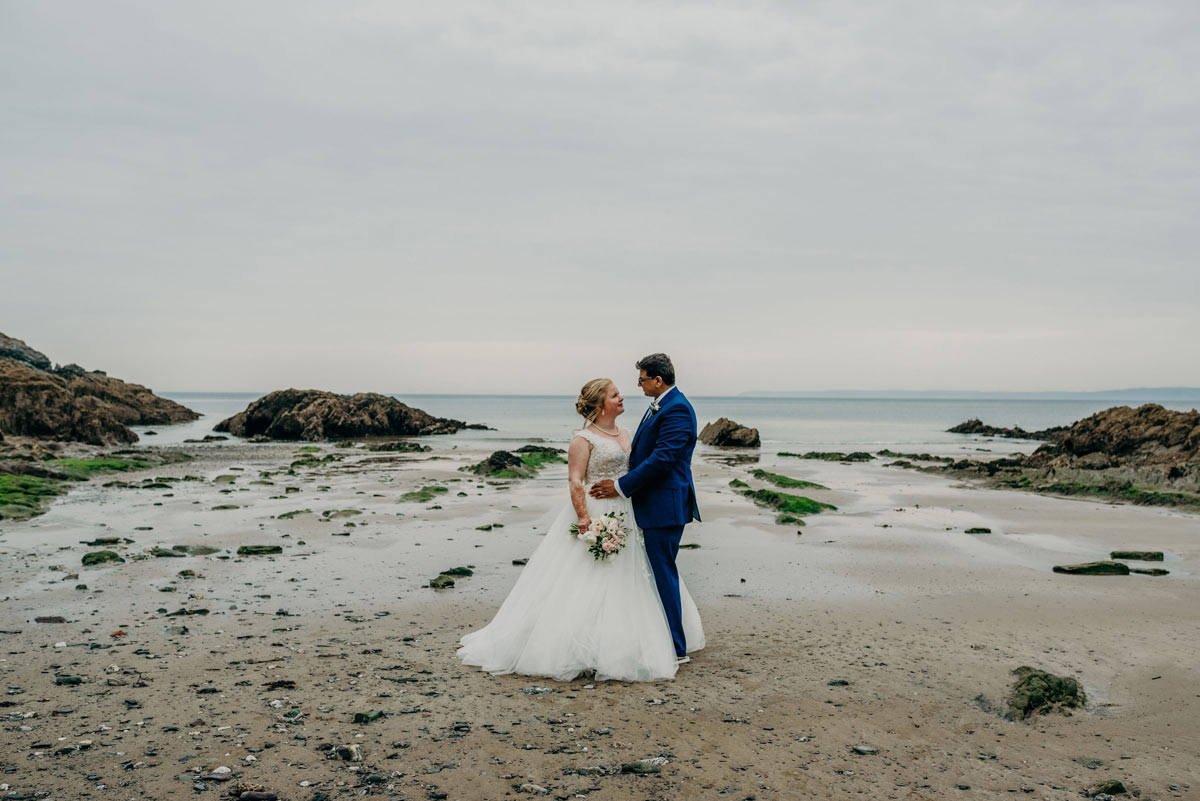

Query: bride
[457,378,704,682]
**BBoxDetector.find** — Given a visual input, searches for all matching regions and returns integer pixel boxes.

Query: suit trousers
[642,524,686,657]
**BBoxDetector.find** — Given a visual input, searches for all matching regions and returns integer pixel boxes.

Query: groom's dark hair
[636,353,675,386]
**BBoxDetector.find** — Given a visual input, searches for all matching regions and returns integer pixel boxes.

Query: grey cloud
[2,1,1197,393]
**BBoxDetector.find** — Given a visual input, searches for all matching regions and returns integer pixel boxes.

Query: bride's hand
[576,516,592,532]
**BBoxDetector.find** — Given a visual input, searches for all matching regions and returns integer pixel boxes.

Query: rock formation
[947,418,1068,441]
[950,404,1200,475]
[699,418,761,448]
[1034,403,1200,467]
[0,333,51,370]
[0,332,198,445]
[910,405,1200,508]
[214,389,470,441]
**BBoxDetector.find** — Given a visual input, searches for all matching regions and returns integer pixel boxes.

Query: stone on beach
[466,446,566,478]
[1052,561,1130,576]
[82,550,124,566]
[1110,550,1163,561]
[1088,779,1127,796]
[353,710,386,724]
[1006,666,1087,720]
[334,744,364,761]
[365,439,431,452]
[780,451,875,462]
[699,417,761,447]
[237,545,283,556]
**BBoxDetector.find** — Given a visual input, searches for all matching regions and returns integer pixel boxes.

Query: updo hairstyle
[575,378,612,424]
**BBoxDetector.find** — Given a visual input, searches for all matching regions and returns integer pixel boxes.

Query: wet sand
[1,440,1197,800]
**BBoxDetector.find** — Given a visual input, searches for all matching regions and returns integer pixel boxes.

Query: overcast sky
[2,1,1198,395]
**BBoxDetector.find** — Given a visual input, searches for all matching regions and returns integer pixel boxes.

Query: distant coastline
[162,388,1200,402]
[740,387,1200,401]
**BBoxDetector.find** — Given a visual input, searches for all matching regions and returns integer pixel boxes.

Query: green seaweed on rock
[516,448,567,470]
[399,486,448,503]
[0,474,65,520]
[1006,666,1086,720]
[740,488,835,525]
[1036,480,1200,509]
[82,550,124,566]
[749,469,828,490]
[47,457,149,480]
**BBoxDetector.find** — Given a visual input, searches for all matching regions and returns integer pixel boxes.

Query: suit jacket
[617,387,701,529]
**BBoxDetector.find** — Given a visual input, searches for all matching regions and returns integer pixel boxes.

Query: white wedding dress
[457,427,704,682]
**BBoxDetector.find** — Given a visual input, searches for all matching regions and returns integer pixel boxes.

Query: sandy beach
[1,438,1197,800]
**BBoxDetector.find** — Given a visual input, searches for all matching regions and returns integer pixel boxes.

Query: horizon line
[159,386,1200,398]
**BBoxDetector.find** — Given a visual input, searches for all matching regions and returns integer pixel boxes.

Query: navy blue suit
[617,387,700,657]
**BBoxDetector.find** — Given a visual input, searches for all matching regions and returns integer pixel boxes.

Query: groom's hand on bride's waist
[589,480,618,499]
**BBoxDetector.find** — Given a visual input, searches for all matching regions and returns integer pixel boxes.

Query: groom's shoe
[676,656,691,665]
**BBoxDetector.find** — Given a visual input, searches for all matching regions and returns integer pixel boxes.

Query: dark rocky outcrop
[1031,404,1200,468]
[0,332,198,445]
[699,418,760,448]
[916,405,1200,509]
[952,405,1200,473]
[948,418,1069,441]
[214,389,471,441]
[0,333,51,370]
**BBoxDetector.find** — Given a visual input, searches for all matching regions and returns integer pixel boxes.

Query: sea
[141,393,1200,457]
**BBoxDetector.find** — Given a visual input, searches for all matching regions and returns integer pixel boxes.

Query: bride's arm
[567,436,592,530]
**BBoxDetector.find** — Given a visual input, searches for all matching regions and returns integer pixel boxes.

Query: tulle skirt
[457,494,704,682]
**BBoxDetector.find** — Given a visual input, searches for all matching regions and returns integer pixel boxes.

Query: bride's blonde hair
[575,378,612,424]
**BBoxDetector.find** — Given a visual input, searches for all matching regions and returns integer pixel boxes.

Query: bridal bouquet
[569,511,628,561]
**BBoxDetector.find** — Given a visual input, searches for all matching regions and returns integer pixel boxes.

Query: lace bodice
[574,427,630,482]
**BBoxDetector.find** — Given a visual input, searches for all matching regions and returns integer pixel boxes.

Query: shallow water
[146,391,1200,457]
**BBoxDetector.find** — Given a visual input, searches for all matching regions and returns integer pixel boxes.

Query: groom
[591,353,700,661]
